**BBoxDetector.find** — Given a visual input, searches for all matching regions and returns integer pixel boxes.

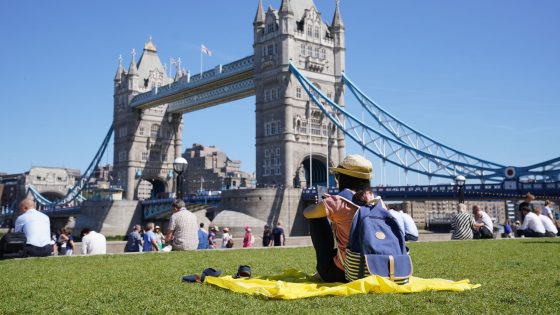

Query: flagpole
[200,45,203,76]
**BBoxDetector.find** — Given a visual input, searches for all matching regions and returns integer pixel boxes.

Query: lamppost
[455,175,466,204]
[173,157,188,200]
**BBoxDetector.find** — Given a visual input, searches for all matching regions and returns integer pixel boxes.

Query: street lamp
[173,157,188,199]
[455,175,466,204]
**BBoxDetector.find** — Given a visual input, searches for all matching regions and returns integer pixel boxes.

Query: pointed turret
[128,49,138,76]
[332,0,344,29]
[280,0,293,15]
[253,0,265,26]
[114,54,124,83]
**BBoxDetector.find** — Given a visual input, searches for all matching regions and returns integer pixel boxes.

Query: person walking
[272,222,285,246]
[125,224,143,252]
[262,225,272,247]
[143,223,160,252]
[197,223,209,250]
[242,226,255,248]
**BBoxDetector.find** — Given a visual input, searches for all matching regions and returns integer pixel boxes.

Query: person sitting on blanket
[304,154,383,283]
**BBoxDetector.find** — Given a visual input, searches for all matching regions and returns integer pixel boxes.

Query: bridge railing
[142,195,221,219]
[131,55,254,108]
[301,182,560,201]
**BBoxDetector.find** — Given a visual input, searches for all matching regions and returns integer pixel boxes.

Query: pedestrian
[197,223,209,250]
[262,225,272,247]
[221,227,233,248]
[165,199,199,251]
[143,223,160,252]
[125,224,143,252]
[154,225,165,250]
[272,221,285,246]
[243,226,255,248]
[208,226,218,249]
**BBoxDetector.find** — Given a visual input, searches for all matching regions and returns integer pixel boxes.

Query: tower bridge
[14,0,560,237]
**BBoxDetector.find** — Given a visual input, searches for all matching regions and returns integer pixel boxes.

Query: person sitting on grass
[451,203,475,240]
[472,205,493,239]
[535,207,558,237]
[303,154,377,283]
[516,207,546,238]
[81,228,106,255]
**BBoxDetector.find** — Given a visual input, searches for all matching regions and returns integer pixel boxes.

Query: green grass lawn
[1,238,559,314]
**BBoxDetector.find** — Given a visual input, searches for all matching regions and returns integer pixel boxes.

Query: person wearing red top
[303,155,375,283]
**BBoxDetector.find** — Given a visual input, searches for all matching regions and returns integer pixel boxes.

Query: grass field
[0,238,559,314]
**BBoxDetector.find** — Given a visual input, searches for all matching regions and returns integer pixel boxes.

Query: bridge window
[314,47,320,58]
[141,152,148,161]
[314,26,320,39]
[267,23,275,34]
[307,25,312,37]
[139,127,145,136]
[151,124,159,138]
[267,44,274,56]
[296,87,302,99]
[301,44,306,56]
[118,126,127,138]
[311,118,322,136]
[150,152,161,162]
[321,49,326,59]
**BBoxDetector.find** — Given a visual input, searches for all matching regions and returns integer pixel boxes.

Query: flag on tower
[201,44,212,56]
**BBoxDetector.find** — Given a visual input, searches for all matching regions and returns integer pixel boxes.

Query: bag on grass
[338,189,412,284]
[0,232,27,260]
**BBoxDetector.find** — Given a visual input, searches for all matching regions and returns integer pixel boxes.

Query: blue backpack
[338,189,412,284]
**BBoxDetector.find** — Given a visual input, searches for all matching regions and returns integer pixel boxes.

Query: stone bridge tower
[112,39,183,200]
[253,0,346,188]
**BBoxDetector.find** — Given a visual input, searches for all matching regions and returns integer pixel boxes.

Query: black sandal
[233,265,252,279]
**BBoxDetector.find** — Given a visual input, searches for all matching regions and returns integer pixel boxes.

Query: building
[183,144,255,194]
[253,0,346,188]
[112,38,182,200]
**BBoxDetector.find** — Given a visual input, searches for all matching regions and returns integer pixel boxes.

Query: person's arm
[14,218,23,233]
[303,202,327,219]
[165,230,174,245]
[281,231,286,246]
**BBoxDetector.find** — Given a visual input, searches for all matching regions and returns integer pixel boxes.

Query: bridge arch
[137,178,168,199]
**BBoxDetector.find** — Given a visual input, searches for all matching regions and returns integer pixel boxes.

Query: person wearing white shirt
[388,208,405,236]
[14,199,52,257]
[400,210,419,241]
[80,228,107,255]
[541,200,555,221]
[536,207,558,237]
[472,205,494,239]
[516,208,546,237]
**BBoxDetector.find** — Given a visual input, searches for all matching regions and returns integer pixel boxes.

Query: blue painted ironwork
[142,195,221,219]
[302,182,560,202]
[290,62,560,183]
[167,78,255,113]
[27,125,114,209]
[343,74,505,179]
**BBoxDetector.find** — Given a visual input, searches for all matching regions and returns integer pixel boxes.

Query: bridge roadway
[130,56,255,113]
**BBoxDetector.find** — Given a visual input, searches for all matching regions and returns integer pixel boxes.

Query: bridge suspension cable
[27,125,114,209]
[290,62,506,182]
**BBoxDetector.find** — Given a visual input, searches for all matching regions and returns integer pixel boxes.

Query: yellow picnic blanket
[204,269,480,300]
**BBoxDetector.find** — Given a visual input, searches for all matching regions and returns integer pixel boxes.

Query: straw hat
[524,192,535,201]
[331,155,373,180]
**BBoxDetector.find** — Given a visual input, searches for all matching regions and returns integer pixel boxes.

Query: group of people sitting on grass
[451,193,558,240]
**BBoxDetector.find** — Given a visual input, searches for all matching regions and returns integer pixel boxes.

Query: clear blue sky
[1,1,558,185]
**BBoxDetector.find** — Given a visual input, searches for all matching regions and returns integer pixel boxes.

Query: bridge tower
[253,0,346,188]
[112,39,183,200]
